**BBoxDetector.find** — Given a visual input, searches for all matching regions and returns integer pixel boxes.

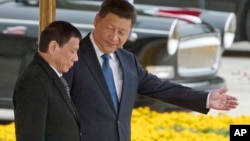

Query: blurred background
[0,0,250,140]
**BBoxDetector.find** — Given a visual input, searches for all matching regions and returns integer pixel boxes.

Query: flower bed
[0,122,15,141]
[1,107,250,141]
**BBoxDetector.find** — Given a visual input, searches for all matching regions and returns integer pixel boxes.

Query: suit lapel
[79,36,117,113]
[35,54,79,120]
[52,76,82,125]
[53,78,81,126]
[54,78,78,117]
[115,50,133,113]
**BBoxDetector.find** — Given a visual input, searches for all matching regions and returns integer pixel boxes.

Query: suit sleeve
[134,55,210,114]
[13,77,48,141]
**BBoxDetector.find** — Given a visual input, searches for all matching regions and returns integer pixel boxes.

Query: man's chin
[62,68,70,73]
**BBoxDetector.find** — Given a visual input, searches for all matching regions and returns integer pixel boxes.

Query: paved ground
[196,41,250,117]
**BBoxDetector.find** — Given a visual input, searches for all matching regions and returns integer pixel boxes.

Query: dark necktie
[101,54,119,112]
[60,76,71,102]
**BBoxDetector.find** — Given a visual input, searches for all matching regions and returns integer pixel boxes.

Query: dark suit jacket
[64,33,209,141]
[13,53,81,141]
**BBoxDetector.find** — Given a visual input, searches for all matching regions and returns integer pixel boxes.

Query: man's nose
[73,54,79,62]
[110,32,119,41]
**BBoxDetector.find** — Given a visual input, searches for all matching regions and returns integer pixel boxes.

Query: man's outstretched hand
[209,88,238,110]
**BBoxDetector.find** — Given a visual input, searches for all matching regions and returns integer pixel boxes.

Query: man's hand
[209,88,238,110]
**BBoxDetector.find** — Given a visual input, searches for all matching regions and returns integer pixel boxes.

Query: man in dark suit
[63,0,238,141]
[13,21,82,141]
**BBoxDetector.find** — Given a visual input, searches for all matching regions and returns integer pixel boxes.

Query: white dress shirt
[50,65,62,77]
[90,33,123,101]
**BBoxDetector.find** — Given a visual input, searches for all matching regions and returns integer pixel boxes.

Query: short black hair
[39,21,82,52]
[98,0,137,26]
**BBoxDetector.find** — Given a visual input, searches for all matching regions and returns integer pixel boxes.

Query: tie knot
[102,54,110,61]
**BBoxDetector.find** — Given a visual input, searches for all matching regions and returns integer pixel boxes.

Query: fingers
[222,97,239,110]
[228,95,238,101]
[227,95,239,105]
[210,89,238,111]
[228,100,239,107]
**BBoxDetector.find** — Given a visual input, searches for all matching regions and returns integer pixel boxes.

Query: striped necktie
[60,76,71,102]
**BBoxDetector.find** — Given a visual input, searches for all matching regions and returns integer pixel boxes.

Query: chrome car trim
[180,81,210,88]
[0,18,38,25]
[180,36,220,48]
[146,66,175,79]
[0,108,14,120]
[0,18,170,35]
[167,19,179,55]
[178,36,221,77]
[200,11,236,49]
[223,13,236,48]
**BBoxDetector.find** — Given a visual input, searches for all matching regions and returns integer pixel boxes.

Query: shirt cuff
[206,92,211,108]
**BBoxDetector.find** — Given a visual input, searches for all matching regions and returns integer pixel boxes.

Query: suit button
[117,120,120,125]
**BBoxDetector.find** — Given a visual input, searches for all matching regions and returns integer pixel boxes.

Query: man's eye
[106,27,113,30]
[119,32,125,36]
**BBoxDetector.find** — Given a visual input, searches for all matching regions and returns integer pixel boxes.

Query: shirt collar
[90,32,116,60]
[49,65,62,77]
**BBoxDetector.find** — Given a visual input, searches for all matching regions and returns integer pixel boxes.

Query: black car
[0,0,236,120]
[134,0,250,42]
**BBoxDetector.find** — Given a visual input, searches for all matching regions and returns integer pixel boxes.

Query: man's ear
[94,14,100,27]
[48,40,58,55]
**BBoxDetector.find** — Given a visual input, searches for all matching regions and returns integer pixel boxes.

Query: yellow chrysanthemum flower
[1,107,250,141]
